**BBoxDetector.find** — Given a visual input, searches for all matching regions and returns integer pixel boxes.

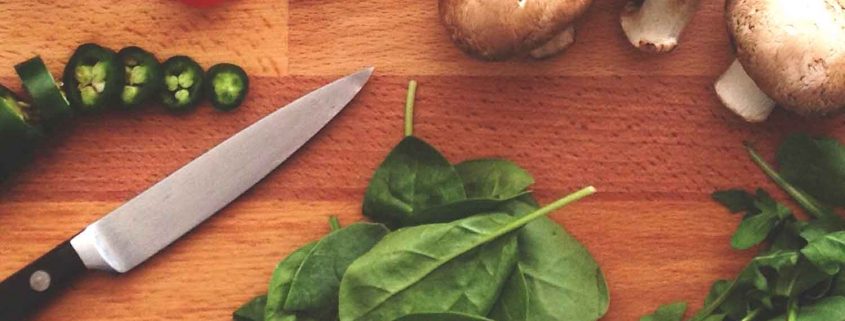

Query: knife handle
[0,240,86,321]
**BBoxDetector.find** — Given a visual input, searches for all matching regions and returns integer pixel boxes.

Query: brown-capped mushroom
[716,0,845,122]
[439,0,593,60]
[620,0,700,53]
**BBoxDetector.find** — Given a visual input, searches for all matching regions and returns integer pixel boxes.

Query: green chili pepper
[117,46,162,108]
[62,43,124,112]
[205,63,249,111]
[15,56,72,131]
[160,56,204,112]
[0,85,43,181]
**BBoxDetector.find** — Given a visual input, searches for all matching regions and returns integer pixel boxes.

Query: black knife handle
[0,240,86,321]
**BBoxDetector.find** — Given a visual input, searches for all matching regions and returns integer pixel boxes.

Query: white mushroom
[620,0,700,53]
[439,0,593,60]
[716,0,845,121]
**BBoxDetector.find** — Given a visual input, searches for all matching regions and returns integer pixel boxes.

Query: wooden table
[1,1,843,320]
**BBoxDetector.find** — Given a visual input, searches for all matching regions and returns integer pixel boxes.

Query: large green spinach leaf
[362,136,467,227]
[394,312,494,321]
[777,134,845,207]
[339,187,595,321]
[491,195,609,321]
[639,302,687,321]
[234,295,267,321]
[285,223,389,311]
[339,214,518,321]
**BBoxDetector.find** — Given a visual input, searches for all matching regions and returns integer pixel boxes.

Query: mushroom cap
[439,0,593,60]
[727,0,845,115]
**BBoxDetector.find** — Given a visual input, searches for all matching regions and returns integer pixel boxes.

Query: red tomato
[179,0,226,7]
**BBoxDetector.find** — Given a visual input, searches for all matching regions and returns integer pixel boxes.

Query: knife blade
[0,67,374,321]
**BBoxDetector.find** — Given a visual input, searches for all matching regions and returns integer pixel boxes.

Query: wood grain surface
[1,0,844,320]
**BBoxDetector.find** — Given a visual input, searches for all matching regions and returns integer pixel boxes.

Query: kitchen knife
[0,67,374,321]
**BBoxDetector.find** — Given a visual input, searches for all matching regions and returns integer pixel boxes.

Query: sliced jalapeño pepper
[62,43,124,112]
[160,56,204,112]
[15,56,72,131]
[205,63,249,111]
[0,85,43,180]
[118,46,162,108]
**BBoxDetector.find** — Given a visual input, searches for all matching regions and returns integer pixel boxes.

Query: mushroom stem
[714,59,776,122]
[529,26,576,59]
[620,0,700,53]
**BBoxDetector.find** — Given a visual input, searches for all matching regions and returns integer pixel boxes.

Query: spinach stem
[329,216,342,231]
[745,142,827,219]
[508,186,597,228]
[404,80,417,137]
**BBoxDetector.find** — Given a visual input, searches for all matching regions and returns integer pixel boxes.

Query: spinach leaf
[488,265,528,321]
[394,312,494,321]
[284,223,389,311]
[639,302,687,321]
[265,242,317,321]
[454,159,534,200]
[234,295,267,321]
[777,134,845,206]
[339,187,596,321]
[730,190,794,250]
[411,159,536,224]
[712,189,757,213]
[340,214,518,321]
[362,136,467,227]
[802,231,845,275]
[490,194,609,321]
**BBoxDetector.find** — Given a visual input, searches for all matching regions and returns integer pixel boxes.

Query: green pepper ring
[117,46,163,108]
[0,85,44,180]
[205,63,249,112]
[15,56,73,131]
[160,56,205,112]
[62,43,124,112]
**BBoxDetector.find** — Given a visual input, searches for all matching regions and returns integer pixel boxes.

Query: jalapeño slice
[118,46,162,108]
[63,43,124,112]
[205,63,249,111]
[160,56,204,112]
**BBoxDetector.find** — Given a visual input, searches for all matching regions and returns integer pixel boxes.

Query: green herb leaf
[339,214,519,321]
[394,312,494,321]
[362,136,467,227]
[767,296,845,321]
[730,190,794,250]
[712,189,757,213]
[233,295,267,321]
[284,223,389,311]
[802,231,845,275]
[639,302,687,321]
[777,134,845,207]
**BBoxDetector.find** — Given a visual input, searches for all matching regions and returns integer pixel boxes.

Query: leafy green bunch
[642,135,845,321]
[233,81,610,321]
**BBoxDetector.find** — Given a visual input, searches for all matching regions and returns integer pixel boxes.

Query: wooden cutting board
[1,1,843,320]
